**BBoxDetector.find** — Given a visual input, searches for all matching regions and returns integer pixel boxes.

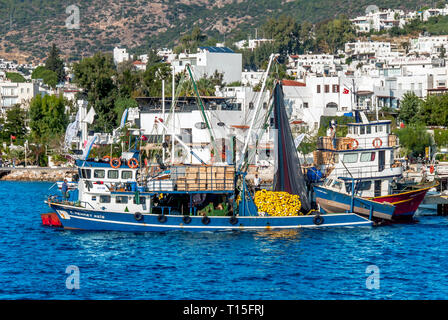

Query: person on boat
[254,173,261,192]
[62,179,69,202]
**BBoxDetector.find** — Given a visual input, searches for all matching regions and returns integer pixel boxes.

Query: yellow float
[254,190,302,216]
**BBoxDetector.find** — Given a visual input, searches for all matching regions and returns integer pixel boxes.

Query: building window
[325,85,330,93]
[332,85,340,93]
[317,85,321,93]
[303,102,309,108]
[249,102,254,110]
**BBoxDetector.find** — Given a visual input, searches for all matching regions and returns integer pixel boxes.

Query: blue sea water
[0,181,448,300]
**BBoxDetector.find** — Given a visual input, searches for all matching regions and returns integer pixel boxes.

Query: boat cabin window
[79,168,91,179]
[386,124,391,133]
[345,181,371,193]
[115,196,128,204]
[360,126,365,135]
[94,169,105,179]
[342,153,358,163]
[366,126,372,134]
[378,125,383,132]
[332,180,343,190]
[99,195,111,203]
[360,152,376,162]
[133,197,146,204]
[121,171,133,180]
[325,179,333,186]
[108,170,119,179]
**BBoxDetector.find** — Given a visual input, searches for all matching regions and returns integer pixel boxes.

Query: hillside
[0,0,435,63]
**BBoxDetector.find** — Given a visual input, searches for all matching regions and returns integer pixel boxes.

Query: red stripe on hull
[371,187,430,217]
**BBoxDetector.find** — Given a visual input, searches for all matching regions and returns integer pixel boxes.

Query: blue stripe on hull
[49,204,372,232]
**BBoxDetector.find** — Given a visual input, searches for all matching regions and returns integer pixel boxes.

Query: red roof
[282,79,306,87]
[133,61,146,65]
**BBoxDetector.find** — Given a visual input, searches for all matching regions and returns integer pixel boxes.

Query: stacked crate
[175,165,235,191]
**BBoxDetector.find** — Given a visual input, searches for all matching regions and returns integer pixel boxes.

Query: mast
[162,79,165,163]
[186,64,220,161]
[237,53,276,172]
[171,66,175,165]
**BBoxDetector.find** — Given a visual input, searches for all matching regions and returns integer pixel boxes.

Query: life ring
[158,214,167,223]
[313,214,324,225]
[102,155,111,162]
[183,215,192,224]
[134,212,143,221]
[373,138,383,148]
[110,158,121,168]
[229,216,238,225]
[349,138,359,150]
[202,215,211,225]
[128,158,139,169]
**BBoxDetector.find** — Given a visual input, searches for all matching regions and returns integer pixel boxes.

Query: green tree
[398,92,422,124]
[5,72,25,83]
[73,53,118,131]
[45,44,66,83]
[1,105,27,143]
[29,94,68,144]
[31,66,58,88]
[394,124,432,157]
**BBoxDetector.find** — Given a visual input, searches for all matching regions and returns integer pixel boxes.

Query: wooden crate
[177,178,187,191]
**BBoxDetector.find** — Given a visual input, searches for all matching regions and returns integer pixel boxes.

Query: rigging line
[185,64,220,158]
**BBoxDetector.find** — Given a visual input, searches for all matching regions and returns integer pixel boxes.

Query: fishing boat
[43,56,372,231]
[313,113,433,221]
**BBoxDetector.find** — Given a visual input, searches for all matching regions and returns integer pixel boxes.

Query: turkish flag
[11,135,16,140]
[141,135,148,141]
[343,88,350,94]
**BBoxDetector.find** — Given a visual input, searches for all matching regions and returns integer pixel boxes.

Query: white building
[172,47,242,84]
[233,38,274,51]
[410,35,448,57]
[113,47,130,65]
[0,81,39,114]
[345,41,392,57]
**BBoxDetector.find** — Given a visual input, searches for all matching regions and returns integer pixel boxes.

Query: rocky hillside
[0,0,433,63]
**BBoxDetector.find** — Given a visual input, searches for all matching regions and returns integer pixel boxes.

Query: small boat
[313,113,433,221]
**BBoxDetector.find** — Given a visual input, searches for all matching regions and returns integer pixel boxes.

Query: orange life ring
[349,139,359,150]
[103,155,111,162]
[128,158,139,169]
[373,138,383,148]
[110,158,121,168]
[430,165,435,174]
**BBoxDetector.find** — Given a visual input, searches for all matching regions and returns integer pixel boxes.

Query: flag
[119,109,128,129]
[11,135,16,140]
[141,135,148,141]
[82,107,96,124]
[343,88,350,94]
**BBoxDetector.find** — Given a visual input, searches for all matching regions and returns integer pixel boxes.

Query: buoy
[373,138,383,148]
[128,158,139,169]
[134,212,143,221]
[202,215,211,225]
[313,214,324,225]
[41,213,62,227]
[158,214,167,223]
[110,158,121,168]
[349,138,359,150]
[183,215,192,224]
[229,216,238,225]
